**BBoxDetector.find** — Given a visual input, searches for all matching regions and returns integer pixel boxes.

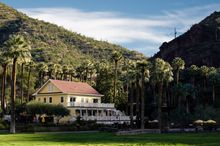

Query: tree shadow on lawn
[1,132,220,145]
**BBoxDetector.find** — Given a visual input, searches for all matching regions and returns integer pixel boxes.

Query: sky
[1,0,220,57]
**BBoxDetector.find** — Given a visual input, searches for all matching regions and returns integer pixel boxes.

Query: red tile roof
[49,79,102,96]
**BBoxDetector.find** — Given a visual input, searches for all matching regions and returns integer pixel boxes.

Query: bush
[26,101,70,124]
[0,120,9,130]
[169,106,193,128]
[193,105,219,121]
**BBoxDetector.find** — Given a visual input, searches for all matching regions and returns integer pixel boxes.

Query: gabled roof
[34,79,103,96]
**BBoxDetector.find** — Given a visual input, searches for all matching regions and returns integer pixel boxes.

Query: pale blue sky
[1,0,220,56]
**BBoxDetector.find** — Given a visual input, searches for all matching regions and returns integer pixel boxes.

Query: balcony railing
[67,102,115,108]
[81,116,132,121]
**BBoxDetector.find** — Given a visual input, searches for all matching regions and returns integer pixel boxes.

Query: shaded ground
[0,132,220,146]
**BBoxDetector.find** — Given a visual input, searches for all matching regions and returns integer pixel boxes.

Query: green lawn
[0,132,220,146]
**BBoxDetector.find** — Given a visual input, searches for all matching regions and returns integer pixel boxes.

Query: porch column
[107,110,109,116]
[86,109,88,116]
[91,110,94,116]
[79,109,82,117]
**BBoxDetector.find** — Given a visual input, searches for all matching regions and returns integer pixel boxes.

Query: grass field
[0,132,220,146]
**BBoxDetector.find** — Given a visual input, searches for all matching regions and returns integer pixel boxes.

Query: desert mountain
[154,11,220,67]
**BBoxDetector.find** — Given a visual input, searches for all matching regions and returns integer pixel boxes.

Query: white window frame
[70,97,76,102]
[49,97,52,103]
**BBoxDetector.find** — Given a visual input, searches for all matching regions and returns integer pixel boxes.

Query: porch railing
[67,102,115,108]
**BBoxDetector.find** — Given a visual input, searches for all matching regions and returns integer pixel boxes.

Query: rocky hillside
[154,11,220,67]
[0,3,145,66]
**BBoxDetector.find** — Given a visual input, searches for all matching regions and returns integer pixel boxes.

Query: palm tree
[188,65,198,87]
[37,62,48,86]
[125,60,137,128]
[87,63,95,84]
[163,63,174,107]
[137,60,150,129]
[62,65,70,80]
[55,64,62,80]
[20,58,31,103]
[4,35,31,134]
[82,60,93,82]
[69,67,76,81]
[48,63,57,79]
[172,57,185,84]
[26,61,35,102]
[200,65,209,89]
[175,83,193,113]
[208,67,219,104]
[0,50,11,114]
[150,58,173,132]
[111,51,122,103]
[76,65,85,81]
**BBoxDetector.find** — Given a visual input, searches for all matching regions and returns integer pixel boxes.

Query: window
[38,98,41,102]
[61,97,64,103]
[81,98,84,103]
[44,98,46,103]
[48,84,53,92]
[86,98,89,103]
[93,99,98,103]
[49,97,52,103]
[70,97,76,102]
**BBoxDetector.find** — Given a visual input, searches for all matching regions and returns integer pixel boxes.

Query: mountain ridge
[154,11,220,67]
[0,2,145,66]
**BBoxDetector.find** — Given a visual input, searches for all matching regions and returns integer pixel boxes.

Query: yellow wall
[36,94,68,107]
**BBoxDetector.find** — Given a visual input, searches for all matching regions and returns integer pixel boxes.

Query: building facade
[33,79,130,124]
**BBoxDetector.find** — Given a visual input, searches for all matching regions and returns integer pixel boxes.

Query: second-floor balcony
[67,102,115,108]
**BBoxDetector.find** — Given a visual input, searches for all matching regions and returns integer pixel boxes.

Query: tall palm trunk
[176,69,180,84]
[158,81,163,132]
[55,72,58,80]
[1,64,7,114]
[20,63,24,103]
[70,74,73,81]
[64,73,67,80]
[186,96,189,113]
[39,72,42,86]
[10,58,17,134]
[27,67,31,102]
[90,72,93,84]
[140,70,145,129]
[42,72,45,86]
[130,82,134,128]
[212,85,215,104]
[85,69,88,82]
[152,83,156,105]
[135,78,140,127]
[113,61,118,103]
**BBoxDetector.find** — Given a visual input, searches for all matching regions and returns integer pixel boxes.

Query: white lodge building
[33,79,130,124]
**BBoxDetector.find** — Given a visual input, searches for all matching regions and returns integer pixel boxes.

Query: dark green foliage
[193,105,220,121]
[26,101,70,118]
[169,106,193,127]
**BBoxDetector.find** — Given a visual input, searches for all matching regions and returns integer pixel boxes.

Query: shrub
[0,120,9,130]
[26,101,70,124]
[169,106,193,128]
[193,105,219,121]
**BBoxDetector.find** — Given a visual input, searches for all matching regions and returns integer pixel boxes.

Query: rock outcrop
[154,11,220,67]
